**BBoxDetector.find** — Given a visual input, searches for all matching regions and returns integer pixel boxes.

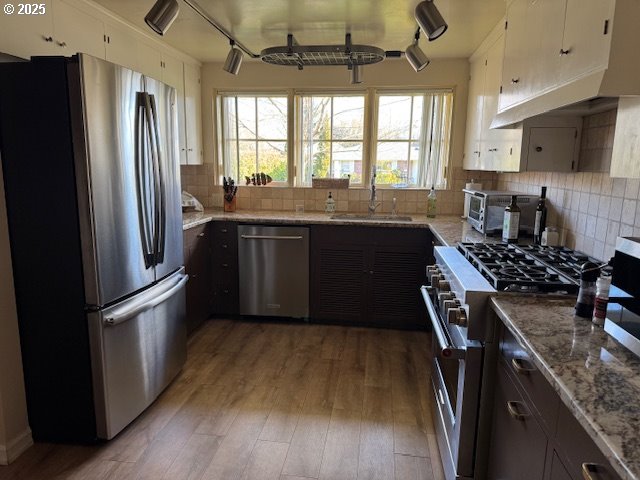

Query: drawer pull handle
[512,358,536,375]
[581,463,608,480]
[197,232,205,237]
[511,77,520,84]
[223,289,229,294]
[191,274,198,278]
[222,244,228,248]
[506,401,529,421]
[221,228,228,233]
[222,263,228,268]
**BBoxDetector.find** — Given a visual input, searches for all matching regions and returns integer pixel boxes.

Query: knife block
[224,196,237,212]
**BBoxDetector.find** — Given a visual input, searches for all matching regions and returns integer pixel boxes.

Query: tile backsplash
[180,165,497,217]
[497,109,629,262]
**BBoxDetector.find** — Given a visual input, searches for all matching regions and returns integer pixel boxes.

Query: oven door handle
[421,286,466,360]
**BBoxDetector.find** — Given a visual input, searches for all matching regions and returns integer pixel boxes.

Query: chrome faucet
[368,169,381,215]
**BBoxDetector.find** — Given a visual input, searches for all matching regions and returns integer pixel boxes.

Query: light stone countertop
[491,296,640,480]
[182,209,493,246]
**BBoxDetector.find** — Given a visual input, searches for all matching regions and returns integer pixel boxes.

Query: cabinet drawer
[488,364,548,480]
[501,326,559,434]
[555,402,621,480]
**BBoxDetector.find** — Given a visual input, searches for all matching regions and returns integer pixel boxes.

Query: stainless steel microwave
[464,189,539,235]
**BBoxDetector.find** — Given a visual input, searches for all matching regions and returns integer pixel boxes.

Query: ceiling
[93,0,506,63]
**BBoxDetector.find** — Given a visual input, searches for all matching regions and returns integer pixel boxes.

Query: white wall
[0,158,31,464]
[200,57,470,178]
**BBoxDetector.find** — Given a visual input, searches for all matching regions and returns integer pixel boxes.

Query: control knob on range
[447,307,468,327]
[443,298,460,312]
[429,273,443,287]
[426,265,440,276]
[438,280,451,292]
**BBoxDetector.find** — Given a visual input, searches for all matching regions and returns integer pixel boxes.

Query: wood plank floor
[0,319,444,480]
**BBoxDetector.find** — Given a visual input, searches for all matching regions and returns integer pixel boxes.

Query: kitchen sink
[330,213,413,222]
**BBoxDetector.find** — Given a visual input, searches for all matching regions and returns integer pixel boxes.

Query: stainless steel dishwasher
[238,225,309,318]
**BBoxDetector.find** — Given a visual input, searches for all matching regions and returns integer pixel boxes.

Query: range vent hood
[491,0,640,129]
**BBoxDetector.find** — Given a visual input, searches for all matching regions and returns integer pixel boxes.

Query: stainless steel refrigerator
[0,54,187,442]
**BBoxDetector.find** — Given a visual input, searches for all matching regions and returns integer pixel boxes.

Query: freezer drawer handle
[241,235,304,240]
[104,274,188,327]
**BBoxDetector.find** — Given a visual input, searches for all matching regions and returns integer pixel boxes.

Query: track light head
[405,41,430,72]
[145,0,179,36]
[415,0,448,41]
[223,45,244,75]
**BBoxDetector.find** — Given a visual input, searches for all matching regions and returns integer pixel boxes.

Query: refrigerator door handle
[135,92,155,269]
[104,273,188,327]
[145,93,166,266]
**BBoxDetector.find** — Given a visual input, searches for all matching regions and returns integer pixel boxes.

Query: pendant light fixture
[405,30,430,72]
[223,40,244,75]
[350,64,363,84]
[144,0,179,36]
[415,0,448,41]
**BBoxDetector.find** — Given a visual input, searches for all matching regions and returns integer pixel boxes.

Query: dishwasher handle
[241,235,304,241]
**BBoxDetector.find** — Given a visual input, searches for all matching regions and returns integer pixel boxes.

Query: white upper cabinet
[463,54,485,170]
[137,42,163,81]
[104,21,138,71]
[53,0,105,59]
[495,0,640,127]
[558,0,615,85]
[183,62,203,165]
[0,0,55,59]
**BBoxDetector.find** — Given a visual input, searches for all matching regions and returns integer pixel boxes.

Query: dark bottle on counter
[502,195,521,244]
[575,261,600,319]
[534,186,548,245]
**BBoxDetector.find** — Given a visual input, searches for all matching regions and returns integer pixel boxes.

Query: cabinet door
[526,0,567,96]
[559,0,615,84]
[183,62,203,164]
[482,35,506,170]
[463,55,486,169]
[487,366,548,480]
[52,0,105,59]
[548,452,572,480]
[184,224,212,333]
[369,246,427,328]
[104,21,138,71]
[525,127,577,172]
[211,222,239,316]
[162,53,188,165]
[137,41,163,81]
[0,0,54,59]
[500,0,528,111]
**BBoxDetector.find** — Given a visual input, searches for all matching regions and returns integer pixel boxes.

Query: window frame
[294,90,370,187]
[214,87,454,189]
[216,90,292,186]
[371,88,454,189]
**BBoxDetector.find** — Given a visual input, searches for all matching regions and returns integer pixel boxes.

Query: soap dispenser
[325,191,336,213]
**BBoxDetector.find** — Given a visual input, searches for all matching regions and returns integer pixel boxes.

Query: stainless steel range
[423,243,606,480]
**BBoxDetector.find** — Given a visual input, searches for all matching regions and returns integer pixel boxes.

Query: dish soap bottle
[427,185,437,218]
[325,191,336,213]
[502,195,520,244]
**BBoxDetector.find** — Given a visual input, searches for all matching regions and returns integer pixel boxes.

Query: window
[374,91,453,188]
[216,89,453,189]
[219,94,288,183]
[298,94,365,185]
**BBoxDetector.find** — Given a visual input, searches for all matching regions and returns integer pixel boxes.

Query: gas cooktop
[457,243,600,294]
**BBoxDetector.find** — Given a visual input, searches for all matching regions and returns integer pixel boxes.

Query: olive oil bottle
[533,186,548,245]
[502,195,521,244]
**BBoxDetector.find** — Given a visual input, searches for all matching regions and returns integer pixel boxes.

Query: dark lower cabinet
[487,318,622,480]
[310,225,431,329]
[183,223,213,333]
[487,364,548,480]
[210,221,239,315]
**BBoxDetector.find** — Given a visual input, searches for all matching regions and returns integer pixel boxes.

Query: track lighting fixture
[405,30,430,72]
[223,41,244,75]
[415,0,448,41]
[350,64,363,84]
[144,0,179,36]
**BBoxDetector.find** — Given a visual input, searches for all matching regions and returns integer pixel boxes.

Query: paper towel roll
[463,182,482,218]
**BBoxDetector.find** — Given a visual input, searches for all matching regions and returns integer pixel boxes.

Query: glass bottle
[575,261,600,319]
[502,195,521,244]
[427,185,437,218]
[592,275,611,326]
[534,186,548,245]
